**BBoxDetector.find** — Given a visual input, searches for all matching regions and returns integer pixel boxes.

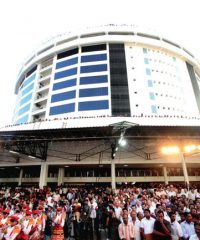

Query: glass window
[18,103,31,116]
[146,68,151,75]
[80,75,108,85]
[109,43,130,116]
[151,105,157,114]
[53,79,77,90]
[20,93,32,106]
[149,92,155,100]
[81,53,107,63]
[79,87,108,98]
[143,48,148,54]
[23,73,36,88]
[147,80,153,87]
[80,64,107,73]
[56,57,78,69]
[57,48,78,59]
[54,67,77,80]
[78,100,109,111]
[26,65,37,78]
[81,44,106,53]
[144,58,149,64]
[51,90,76,103]
[16,114,28,124]
[21,83,34,96]
[49,103,75,115]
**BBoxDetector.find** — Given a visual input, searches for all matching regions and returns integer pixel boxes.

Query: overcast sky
[0,0,199,127]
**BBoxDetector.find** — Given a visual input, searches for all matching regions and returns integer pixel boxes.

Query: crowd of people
[0,183,200,240]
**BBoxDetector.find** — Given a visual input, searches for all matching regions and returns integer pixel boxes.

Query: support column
[58,167,65,186]
[39,162,48,189]
[111,160,116,191]
[163,166,168,185]
[180,153,189,187]
[18,168,23,186]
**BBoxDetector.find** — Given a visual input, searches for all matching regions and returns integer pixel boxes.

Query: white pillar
[163,166,168,185]
[180,153,189,187]
[18,168,23,186]
[39,162,48,189]
[111,160,116,190]
[58,167,65,186]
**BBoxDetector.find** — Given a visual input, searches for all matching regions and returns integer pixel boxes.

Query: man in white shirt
[140,209,155,240]
[131,211,141,240]
[169,211,183,240]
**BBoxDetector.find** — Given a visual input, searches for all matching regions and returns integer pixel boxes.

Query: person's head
[157,210,164,221]
[131,211,137,221]
[123,214,128,225]
[9,216,18,226]
[169,211,176,222]
[184,212,192,223]
[144,209,151,219]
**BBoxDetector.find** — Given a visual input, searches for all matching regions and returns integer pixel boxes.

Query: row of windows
[52,75,108,91]
[51,87,109,103]
[57,45,107,60]
[54,64,108,80]
[56,53,108,70]
[143,48,177,61]
[145,68,179,78]
[49,100,109,115]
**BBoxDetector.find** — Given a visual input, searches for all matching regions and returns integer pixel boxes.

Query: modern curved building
[13,24,200,125]
[1,24,200,188]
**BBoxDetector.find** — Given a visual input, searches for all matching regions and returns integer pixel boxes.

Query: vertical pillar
[39,162,48,189]
[180,153,189,187]
[111,160,116,190]
[18,168,23,186]
[58,167,65,186]
[163,166,168,185]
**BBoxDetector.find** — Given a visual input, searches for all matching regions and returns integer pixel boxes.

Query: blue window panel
[80,75,108,85]
[56,57,78,69]
[51,90,76,103]
[146,68,151,75]
[20,93,32,106]
[53,79,77,90]
[16,115,29,124]
[54,67,77,80]
[143,48,148,54]
[49,103,75,115]
[148,80,153,87]
[144,58,149,64]
[79,87,108,98]
[79,100,109,111]
[21,83,34,96]
[149,92,155,100]
[81,54,107,63]
[80,64,107,73]
[23,73,36,88]
[18,103,31,116]
[151,105,157,114]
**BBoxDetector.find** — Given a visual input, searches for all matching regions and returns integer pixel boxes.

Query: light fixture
[64,165,69,168]
[124,164,128,167]
[28,155,36,159]
[9,150,19,154]
[161,146,180,154]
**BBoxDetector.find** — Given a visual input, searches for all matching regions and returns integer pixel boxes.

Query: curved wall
[13,25,200,124]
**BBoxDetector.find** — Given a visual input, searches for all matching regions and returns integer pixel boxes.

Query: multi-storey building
[1,24,200,188]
